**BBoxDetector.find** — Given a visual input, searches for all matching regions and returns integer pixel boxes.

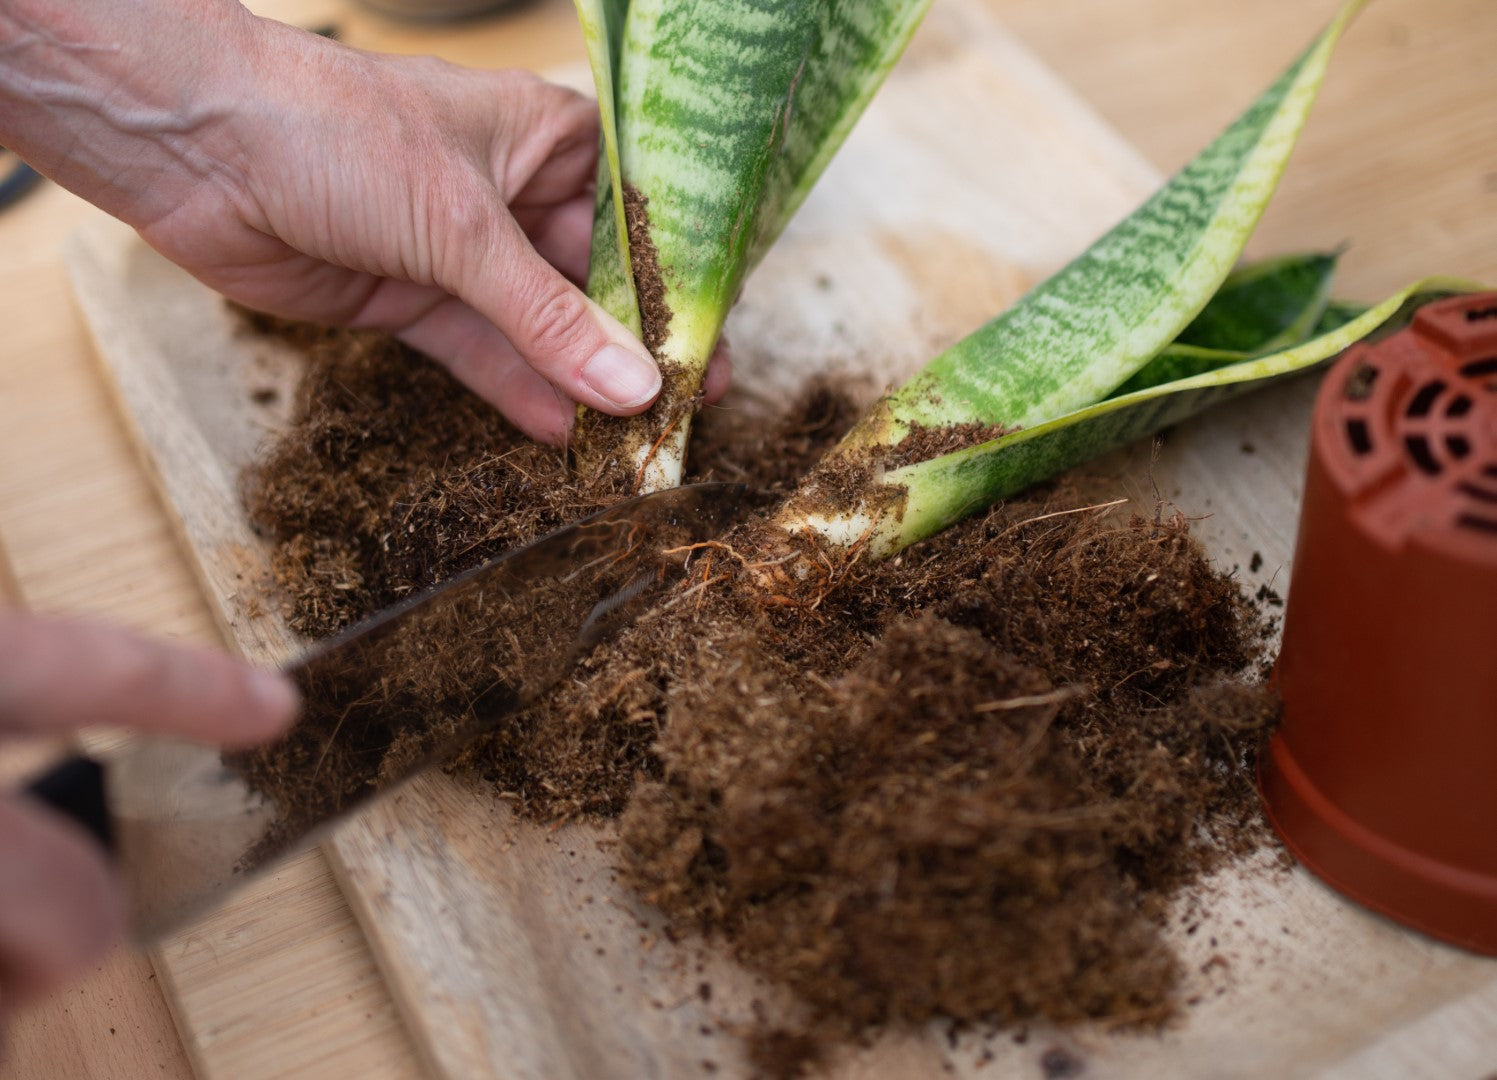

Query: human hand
[0,613,297,1007]
[0,1,729,443]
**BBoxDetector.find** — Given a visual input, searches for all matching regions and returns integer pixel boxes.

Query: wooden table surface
[1,0,1492,1076]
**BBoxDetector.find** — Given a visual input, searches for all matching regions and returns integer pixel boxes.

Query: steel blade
[101,482,745,942]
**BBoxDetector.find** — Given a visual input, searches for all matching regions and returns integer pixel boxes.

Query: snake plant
[818,277,1472,556]
[765,0,1483,558]
[570,0,934,491]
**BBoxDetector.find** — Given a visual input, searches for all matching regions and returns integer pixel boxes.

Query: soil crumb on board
[242,320,1280,1076]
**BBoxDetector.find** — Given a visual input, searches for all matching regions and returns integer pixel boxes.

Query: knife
[19,482,746,944]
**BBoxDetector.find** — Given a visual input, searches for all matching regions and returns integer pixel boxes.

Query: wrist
[0,0,263,226]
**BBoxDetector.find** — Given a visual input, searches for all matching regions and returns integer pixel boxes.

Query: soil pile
[618,519,1274,1071]
[242,321,581,637]
[243,322,1279,1074]
[242,320,860,821]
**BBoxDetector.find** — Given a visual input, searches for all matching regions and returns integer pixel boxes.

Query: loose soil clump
[887,418,1015,465]
[242,321,1279,1075]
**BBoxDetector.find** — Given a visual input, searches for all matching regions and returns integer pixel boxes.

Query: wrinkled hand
[0,1,728,442]
[0,613,297,1007]
[146,31,684,444]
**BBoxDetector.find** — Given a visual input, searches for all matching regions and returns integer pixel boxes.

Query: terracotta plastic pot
[1261,291,1497,955]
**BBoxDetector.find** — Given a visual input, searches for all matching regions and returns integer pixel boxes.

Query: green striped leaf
[1175,251,1338,353]
[617,0,932,369]
[1312,296,1372,336]
[847,0,1367,449]
[574,0,932,490]
[575,0,640,336]
[1112,251,1339,396]
[868,279,1480,555]
[615,0,820,372]
[1108,343,1254,397]
[744,1,934,270]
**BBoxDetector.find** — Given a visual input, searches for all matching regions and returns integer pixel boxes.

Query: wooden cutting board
[65,1,1497,1076]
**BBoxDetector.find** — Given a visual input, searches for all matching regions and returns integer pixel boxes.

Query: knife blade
[22,482,746,944]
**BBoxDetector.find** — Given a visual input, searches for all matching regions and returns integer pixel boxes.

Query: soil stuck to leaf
[623,182,671,357]
[243,323,1279,1075]
[571,182,702,494]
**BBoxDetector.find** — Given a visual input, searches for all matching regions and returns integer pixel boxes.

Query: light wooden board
[62,1,1497,1077]
[0,191,421,1080]
[0,546,194,1080]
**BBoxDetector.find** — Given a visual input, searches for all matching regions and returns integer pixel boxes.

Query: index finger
[0,614,297,747]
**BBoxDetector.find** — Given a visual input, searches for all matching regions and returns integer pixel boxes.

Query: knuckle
[491,67,544,95]
[516,282,593,364]
[434,184,492,247]
[479,69,543,132]
[490,68,578,118]
[428,180,500,285]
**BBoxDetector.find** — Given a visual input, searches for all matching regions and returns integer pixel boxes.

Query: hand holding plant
[0,0,736,442]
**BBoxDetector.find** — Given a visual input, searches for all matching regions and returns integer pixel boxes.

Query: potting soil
[242,323,1280,1075]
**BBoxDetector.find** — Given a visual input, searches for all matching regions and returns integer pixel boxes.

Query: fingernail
[581,344,662,409]
[248,670,300,730]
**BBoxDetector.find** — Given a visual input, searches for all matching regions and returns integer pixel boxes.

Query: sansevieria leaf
[1114,251,1339,396]
[574,0,639,337]
[572,0,933,492]
[866,279,1481,555]
[1312,297,1373,336]
[744,1,934,270]
[840,0,1368,455]
[1174,251,1339,354]
[777,0,1380,554]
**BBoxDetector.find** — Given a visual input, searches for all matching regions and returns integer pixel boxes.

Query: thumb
[459,213,661,415]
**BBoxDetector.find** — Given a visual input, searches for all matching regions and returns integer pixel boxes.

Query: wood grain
[0,195,421,1079]
[64,0,1497,1076]
[0,435,192,1080]
[0,946,193,1080]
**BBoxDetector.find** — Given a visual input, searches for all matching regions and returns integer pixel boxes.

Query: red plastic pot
[1261,291,1497,954]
